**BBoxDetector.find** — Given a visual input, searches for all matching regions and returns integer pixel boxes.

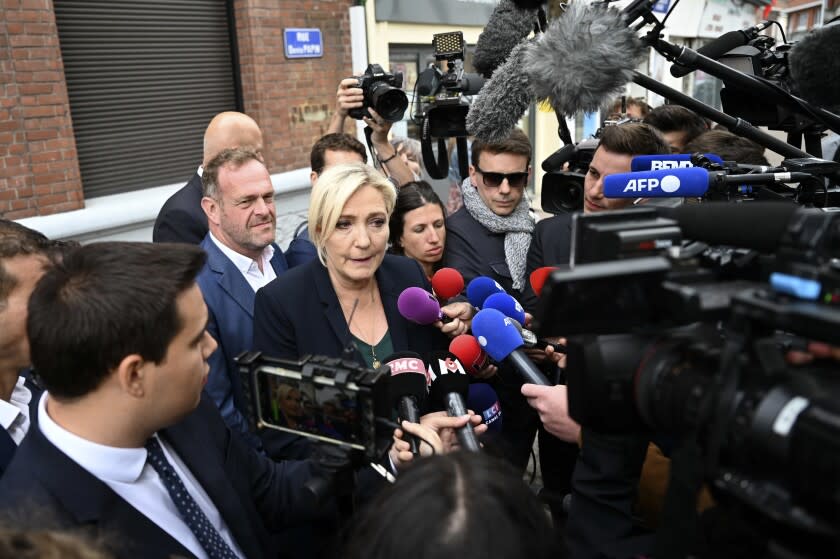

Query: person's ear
[201,196,221,226]
[115,354,148,399]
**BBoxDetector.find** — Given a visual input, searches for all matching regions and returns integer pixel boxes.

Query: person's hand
[363,107,394,144]
[335,77,364,119]
[469,363,499,380]
[436,301,475,338]
[521,383,580,443]
[388,411,486,469]
[524,336,566,368]
[786,340,840,365]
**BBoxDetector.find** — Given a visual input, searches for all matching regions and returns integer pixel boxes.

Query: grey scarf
[461,177,534,291]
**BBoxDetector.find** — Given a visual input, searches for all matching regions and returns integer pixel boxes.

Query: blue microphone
[482,292,526,326]
[466,276,507,308]
[471,308,551,386]
[603,167,710,198]
[467,383,503,433]
[630,153,724,172]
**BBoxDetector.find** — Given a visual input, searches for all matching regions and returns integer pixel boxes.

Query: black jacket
[521,212,573,313]
[153,171,208,244]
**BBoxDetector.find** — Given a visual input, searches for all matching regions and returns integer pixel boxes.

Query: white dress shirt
[0,376,32,445]
[209,231,277,292]
[37,393,245,559]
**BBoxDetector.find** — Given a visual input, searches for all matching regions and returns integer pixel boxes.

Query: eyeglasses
[475,165,529,189]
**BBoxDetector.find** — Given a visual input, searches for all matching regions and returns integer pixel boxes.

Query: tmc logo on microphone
[622,175,681,194]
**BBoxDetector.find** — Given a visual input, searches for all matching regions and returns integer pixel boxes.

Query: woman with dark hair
[388,181,447,279]
[344,452,560,559]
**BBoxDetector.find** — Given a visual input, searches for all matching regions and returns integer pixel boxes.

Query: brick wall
[234,0,356,172]
[0,0,82,219]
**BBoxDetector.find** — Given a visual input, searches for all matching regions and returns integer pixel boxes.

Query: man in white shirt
[0,241,316,559]
[195,148,294,456]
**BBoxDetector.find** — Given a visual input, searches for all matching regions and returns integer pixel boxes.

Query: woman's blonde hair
[308,163,397,266]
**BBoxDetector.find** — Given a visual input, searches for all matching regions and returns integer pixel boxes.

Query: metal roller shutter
[53,0,240,198]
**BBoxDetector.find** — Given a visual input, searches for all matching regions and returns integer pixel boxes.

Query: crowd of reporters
[0,58,832,559]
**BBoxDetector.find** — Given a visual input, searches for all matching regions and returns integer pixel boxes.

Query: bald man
[153,112,265,244]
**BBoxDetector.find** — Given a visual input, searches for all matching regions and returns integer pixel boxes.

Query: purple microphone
[398,287,444,325]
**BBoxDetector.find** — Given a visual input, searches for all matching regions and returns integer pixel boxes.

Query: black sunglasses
[475,165,529,189]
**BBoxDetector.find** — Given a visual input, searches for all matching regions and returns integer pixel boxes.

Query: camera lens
[369,82,408,122]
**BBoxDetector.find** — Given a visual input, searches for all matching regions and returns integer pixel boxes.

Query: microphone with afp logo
[604,167,710,198]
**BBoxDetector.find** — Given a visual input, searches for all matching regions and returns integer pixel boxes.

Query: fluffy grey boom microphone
[524,2,645,116]
[789,22,840,114]
[467,39,537,143]
[473,0,539,79]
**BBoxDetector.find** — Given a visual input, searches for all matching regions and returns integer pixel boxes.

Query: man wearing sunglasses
[444,128,534,298]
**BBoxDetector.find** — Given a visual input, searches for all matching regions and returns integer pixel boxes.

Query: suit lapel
[23,427,194,558]
[313,262,355,352]
[377,261,409,353]
[202,237,256,318]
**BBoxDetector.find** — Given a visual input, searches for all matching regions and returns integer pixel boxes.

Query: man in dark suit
[153,112,264,244]
[195,147,294,455]
[0,242,317,559]
[0,220,69,475]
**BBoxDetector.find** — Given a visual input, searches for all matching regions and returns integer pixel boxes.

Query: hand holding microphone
[450,334,498,380]
[427,352,482,452]
[384,352,429,456]
[471,308,552,386]
[520,384,580,443]
[397,286,472,337]
[389,412,487,468]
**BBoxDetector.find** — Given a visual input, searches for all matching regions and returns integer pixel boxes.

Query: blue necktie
[145,437,239,559]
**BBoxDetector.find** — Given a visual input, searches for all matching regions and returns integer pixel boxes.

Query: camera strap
[420,117,449,180]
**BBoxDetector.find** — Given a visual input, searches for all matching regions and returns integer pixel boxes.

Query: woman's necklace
[340,284,381,368]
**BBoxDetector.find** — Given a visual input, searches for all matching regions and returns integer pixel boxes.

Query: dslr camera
[347,63,408,123]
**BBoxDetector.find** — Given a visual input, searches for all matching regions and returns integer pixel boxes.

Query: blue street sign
[284,28,323,59]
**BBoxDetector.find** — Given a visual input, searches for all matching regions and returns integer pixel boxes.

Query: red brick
[17,83,52,95]
[3,208,37,219]
[26,129,57,140]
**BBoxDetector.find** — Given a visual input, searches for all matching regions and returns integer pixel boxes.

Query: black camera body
[540,137,600,214]
[534,206,840,554]
[347,64,408,123]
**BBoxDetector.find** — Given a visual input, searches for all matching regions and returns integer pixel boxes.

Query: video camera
[533,204,840,556]
[413,31,485,180]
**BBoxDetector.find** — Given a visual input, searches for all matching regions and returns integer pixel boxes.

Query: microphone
[789,21,840,113]
[603,167,710,198]
[670,21,773,78]
[482,292,526,326]
[466,38,537,143]
[523,1,644,117]
[529,266,556,297]
[449,334,491,377]
[667,201,800,253]
[630,153,724,172]
[415,66,441,97]
[474,0,540,79]
[397,286,443,325]
[467,383,503,433]
[431,267,465,300]
[426,352,481,452]
[471,308,551,386]
[384,352,428,456]
[466,276,507,308]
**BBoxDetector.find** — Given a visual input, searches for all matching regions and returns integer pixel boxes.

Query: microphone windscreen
[388,373,428,409]
[431,267,465,299]
[467,383,503,433]
[474,0,539,79]
[524,2,643,116]
[529,266,556,297]
[383,352,427,377]
[789,22,840,112]
[482,292,526,326]
[467,38,536,143]
[397,287,442,325]
[449,334,490,376]
[669,201,799,253]
[603,167,709,198]
[630,153,724,172]
[466,276,507,308]
[426,351,470,412]
[471,308,524,362]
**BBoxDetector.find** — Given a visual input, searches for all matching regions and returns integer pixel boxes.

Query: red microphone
[432,267,465,300]
[529,266,556,297]
[449,334,491,377]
